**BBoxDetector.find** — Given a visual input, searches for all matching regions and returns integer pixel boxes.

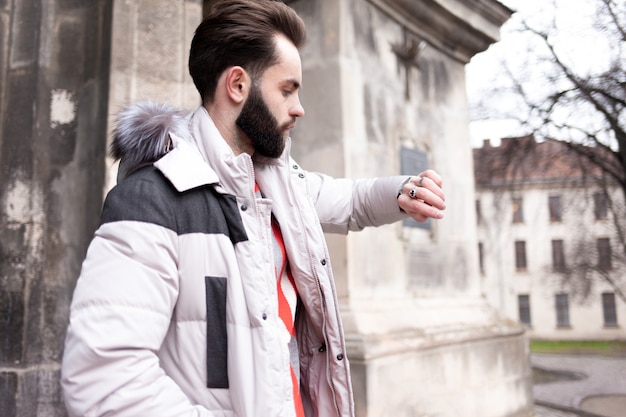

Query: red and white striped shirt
[256,183,304,417]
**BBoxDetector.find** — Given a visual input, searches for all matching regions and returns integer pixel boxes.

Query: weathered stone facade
[104,0,203,191]
[287,1,532,416]
[0,1,113,416]
[0,0,533,416]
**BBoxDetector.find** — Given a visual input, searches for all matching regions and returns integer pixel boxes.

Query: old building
[475,136,626,341]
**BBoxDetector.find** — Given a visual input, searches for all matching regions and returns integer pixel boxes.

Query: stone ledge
[366,0,513,63]
[345,320,526,361]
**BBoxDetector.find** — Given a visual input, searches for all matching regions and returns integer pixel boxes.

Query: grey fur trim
[111,101,193,176]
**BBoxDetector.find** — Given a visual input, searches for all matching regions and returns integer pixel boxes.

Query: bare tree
[471,0,626,302]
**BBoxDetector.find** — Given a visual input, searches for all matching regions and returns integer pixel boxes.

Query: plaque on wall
[400,146,431,230]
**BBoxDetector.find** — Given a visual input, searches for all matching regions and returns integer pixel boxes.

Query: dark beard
[235,85,286,158]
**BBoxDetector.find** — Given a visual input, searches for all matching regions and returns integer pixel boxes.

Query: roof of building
[473,135,610,187]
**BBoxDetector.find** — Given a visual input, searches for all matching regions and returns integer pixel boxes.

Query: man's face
[235,34,305,158]
[236,83,288,158]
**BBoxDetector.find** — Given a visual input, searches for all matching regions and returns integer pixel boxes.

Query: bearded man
[60,1,446,416]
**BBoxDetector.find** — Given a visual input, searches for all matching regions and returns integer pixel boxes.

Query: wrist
[396,176,412,199]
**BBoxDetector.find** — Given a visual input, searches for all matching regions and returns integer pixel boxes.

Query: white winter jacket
[61,103,408,417]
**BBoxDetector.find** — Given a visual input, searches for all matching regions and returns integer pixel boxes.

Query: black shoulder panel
[100,166,248,244]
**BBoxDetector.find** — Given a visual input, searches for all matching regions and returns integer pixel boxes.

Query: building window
[552,239,566,271]
[597,238,612,271]
[512,197,524,223]
[515,241,527,271]
[602,293,618,327]
[555,293,570,328]
[478,242,484,274]
[518,294,531,326]
[549,195,562,222]
[476,199,482,224]
[594,192,608,220]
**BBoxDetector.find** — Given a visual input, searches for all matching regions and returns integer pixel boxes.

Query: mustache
[281,118,297,130]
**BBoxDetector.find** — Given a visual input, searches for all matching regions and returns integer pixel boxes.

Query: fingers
[419,169,442,188]
[399,200,444,221]
[399,192,445,220]
[404,176,445,209]
[398,170,446,221]
[409,177,445,204]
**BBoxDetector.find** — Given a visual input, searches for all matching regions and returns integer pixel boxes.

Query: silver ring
[409,187,418,199]
[418,176,425,187]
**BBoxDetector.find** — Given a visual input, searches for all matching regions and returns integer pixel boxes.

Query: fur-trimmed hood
[111,101,194,179]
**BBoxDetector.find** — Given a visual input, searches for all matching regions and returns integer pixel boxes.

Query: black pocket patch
[205,276,228,388]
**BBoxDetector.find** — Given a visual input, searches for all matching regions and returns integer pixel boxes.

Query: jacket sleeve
[61,180,213,417]
[304,169,409,234]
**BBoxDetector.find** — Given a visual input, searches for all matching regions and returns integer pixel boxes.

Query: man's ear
[225,66,250,104]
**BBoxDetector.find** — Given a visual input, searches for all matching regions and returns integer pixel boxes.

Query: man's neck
[204,104,254,157]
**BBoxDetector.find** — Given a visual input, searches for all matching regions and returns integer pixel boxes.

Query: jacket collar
[153,134,220,192]
[154,105,293,195]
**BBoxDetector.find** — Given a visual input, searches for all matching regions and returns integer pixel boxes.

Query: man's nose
[290,97,305,118]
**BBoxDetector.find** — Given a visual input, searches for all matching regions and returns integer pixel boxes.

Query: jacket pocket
[205,276,228,389]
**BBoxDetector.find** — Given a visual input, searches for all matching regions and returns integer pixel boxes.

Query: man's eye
[283,89,292,96]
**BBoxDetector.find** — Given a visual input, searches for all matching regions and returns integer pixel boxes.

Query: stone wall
[288,0,533,415]
[104,0,203,192]
[0,1,113,416]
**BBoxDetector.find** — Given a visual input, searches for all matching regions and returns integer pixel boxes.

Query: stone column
[104,0,203,192]
[289,0,534,416]
[0,1,113,416]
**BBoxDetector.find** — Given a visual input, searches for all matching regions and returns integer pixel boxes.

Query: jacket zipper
[286,167,342,417]
[250,156,294,412]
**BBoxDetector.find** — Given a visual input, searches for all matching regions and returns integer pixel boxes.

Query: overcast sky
[465,0,611,147]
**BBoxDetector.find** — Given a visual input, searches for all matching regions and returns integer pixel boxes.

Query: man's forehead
[263,56,302,86]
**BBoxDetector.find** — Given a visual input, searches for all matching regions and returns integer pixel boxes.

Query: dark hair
[189,0,306,104]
